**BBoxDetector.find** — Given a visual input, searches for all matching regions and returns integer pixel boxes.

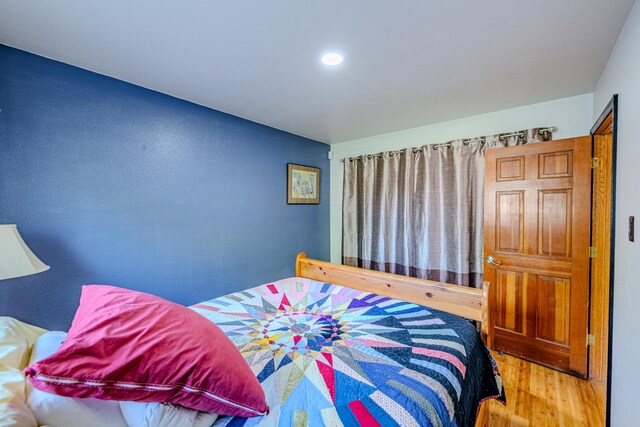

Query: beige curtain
[342,128,552,288]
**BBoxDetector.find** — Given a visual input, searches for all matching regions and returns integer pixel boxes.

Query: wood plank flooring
[476,351,606,426]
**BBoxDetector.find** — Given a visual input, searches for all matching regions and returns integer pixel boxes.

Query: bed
[192,253,505,426]
[2,253,504,427]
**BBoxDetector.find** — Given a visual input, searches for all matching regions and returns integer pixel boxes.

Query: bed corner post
[482,281,492,348]
[295,252,307,277]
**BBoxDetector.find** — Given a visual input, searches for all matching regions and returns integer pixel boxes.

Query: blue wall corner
[0,45,330,330]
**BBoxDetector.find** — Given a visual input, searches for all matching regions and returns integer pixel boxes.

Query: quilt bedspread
[192,277,505,427]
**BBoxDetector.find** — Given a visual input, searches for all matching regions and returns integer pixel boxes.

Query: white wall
[593,1,640,425]
[329,93,594,262]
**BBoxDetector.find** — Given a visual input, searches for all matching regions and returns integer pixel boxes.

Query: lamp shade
[0,224,49,280]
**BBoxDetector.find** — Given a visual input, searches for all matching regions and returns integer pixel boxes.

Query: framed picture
[287,163,320,204]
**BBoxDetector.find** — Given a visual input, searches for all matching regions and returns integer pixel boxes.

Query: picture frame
[287,163,320,204]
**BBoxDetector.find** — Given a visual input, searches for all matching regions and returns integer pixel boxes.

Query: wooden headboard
[295,252,490,335]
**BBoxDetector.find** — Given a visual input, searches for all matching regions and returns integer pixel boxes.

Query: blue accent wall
[0,45,330,330]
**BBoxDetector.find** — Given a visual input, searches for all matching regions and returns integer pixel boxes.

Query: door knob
[486,256,502,266]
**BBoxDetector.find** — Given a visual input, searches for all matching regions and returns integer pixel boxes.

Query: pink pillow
[24,285,268,418]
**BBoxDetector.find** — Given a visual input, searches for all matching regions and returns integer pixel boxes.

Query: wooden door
[484,136,591,378]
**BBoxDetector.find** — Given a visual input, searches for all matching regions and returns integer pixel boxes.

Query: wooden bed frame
[295,252,490,339]
[295,253,495,425]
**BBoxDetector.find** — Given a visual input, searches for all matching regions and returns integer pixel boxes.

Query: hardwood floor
[477,351,606,426]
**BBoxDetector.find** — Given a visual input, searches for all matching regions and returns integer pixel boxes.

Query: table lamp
[0,224,49,280]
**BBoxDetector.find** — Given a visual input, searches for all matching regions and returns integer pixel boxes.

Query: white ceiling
[0,1,634,144]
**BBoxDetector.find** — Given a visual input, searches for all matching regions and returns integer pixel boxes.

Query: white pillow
[27,331,67,366]
[0,317,46,427]
[119,401,218,427]
[26,331,128,427]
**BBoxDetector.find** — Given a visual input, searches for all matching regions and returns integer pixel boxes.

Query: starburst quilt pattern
[192,277,504,426]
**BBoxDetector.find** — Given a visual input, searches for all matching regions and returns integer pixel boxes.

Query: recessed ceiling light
[322,53,343,66]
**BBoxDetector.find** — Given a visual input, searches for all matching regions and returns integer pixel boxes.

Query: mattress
[191,277,505,427]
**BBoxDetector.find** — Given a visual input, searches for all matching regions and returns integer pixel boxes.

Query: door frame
[590,94,618,427]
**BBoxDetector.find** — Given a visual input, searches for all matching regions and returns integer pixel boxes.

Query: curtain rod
[339,127,557,162]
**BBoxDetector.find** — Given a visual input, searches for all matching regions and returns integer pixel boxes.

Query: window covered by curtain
[342,128,552,288]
